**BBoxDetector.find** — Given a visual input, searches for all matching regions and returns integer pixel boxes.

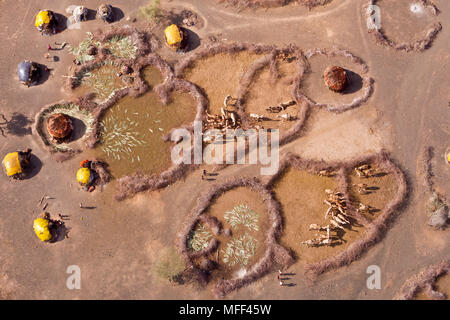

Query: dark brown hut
[47,113,73,140]
[323,65,347,92]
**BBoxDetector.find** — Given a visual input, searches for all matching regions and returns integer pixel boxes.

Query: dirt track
[0,0,448,299]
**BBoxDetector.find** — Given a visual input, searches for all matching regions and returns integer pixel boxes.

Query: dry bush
[421,146,434,192]
[91,160,112,187]
[366,1,442,52]
[395,260,450,300]
[115,163,198,201]
[419,147,449,229]
[218,0,333,9]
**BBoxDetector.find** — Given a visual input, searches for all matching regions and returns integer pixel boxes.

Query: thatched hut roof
[323,65,347,92]
[46,113,73,139]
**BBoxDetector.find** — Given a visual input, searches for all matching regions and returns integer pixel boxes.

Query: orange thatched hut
[323,65,347,92]
[47,113,73,141]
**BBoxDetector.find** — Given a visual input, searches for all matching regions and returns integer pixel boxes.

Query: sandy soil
[0,0,448,300]
[181,51,262,114]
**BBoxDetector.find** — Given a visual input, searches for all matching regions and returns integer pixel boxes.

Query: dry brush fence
[365,0,442,52]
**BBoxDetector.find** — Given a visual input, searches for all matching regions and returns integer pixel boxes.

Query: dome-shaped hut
[46,113,73,141]
[323,65,347,92]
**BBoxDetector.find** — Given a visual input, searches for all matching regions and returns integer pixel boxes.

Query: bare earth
[0,0,448,300]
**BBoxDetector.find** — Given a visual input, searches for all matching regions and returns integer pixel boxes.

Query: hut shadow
[70,117,87,142]
[50,221,69,243]
[0,113,32,137]
[366,186,380,191]
[183,28,201,52]
[343,70,363,95]
[54,13,68,33]
[112,6,125,22]
[36,64,51,86]
[86,9,97,21]
[24,154,42,180]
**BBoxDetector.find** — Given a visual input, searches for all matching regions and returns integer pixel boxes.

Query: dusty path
[0,0,448,299]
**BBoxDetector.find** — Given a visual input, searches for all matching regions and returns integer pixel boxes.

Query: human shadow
[206,173,219,177]
[111,6,124,22]
[183,28,201,52]
[23,154,42,180]
[282,283,296,287]
[343,70,363,95]
[54,13,68,34]
[80,205,96,210]
[36,63,51,86]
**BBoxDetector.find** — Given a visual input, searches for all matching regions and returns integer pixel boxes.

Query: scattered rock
[428,206,448,229]
[181,10,199,27]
